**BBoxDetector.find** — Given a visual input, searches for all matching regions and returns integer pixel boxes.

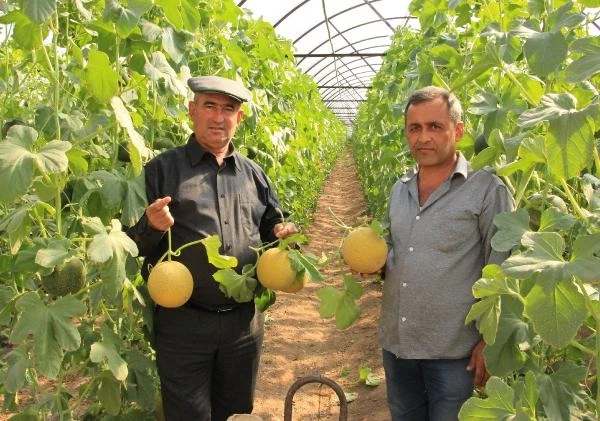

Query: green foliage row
[0,0,346,418]
[351,0,600,419]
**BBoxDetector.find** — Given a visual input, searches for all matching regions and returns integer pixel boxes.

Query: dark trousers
[154,303,264,421]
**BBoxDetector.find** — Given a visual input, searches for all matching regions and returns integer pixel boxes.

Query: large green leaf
[484,296,529,376]
[525,280,587,348]
[523,31,568,77]
[86,218,139,298]
[144,51,187,96]
[213,267,257,303]
[491,209,529,252]
[97,371,123,416]
[566,37,600,82]
[503,232,600,284]
[458,377,515,420]
[10,293,86,378]
[110,96,150,175]
[3,345,33,393]
[85,49,119,103]
[121,173,147,227]
[536,362,587,421]
[90,324,128,381]
[0,10,45,49]
[316,275,362,330]
[0,126,37,201]
[155,0,201,32]
[102,0,152,38]
[467,265,519,345]
[22,0,57,24]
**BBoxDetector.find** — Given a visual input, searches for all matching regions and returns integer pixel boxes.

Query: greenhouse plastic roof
[237,0,417,127]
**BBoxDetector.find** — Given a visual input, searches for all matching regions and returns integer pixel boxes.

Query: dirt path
[252,150,391,421]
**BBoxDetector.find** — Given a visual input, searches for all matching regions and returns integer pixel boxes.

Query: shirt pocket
[238,193,266,240]
[427,209,479,253]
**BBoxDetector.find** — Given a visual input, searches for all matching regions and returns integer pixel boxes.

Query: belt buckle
[216,306,235,313]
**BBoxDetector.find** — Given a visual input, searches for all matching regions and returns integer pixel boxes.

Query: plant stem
[560,178,587,219]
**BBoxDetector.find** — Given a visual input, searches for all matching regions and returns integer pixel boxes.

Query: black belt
[185,301,240,313]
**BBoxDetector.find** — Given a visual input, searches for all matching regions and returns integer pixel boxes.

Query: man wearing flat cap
[128,75,297,420]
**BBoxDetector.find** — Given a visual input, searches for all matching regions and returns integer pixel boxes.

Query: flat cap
[187,75,251,103]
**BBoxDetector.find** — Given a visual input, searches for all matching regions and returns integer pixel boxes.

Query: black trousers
[154,303,264,421]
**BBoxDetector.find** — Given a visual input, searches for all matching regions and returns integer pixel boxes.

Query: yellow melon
[256,248,307,293]
[148,261,194,308]
[341,226,388,273]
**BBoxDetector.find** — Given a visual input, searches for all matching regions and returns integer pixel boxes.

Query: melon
[256,248,308,293]
[41,256,86,297]
[341,226,388,274]
[147,261,194,308]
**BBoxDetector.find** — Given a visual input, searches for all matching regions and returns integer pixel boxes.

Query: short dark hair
[404,86,462,124]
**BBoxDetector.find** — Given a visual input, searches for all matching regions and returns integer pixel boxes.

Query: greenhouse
[0,0,599,419]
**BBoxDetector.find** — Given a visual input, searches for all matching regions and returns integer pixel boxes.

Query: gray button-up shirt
[128,135,285,308]
[379,153,514,359]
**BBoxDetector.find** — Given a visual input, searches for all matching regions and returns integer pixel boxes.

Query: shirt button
[415,215,420,220]
[401,317,407,322]
[402,283,407,287]
[220,194,225,198]
[408,247,414,252]
[224,220,229,224]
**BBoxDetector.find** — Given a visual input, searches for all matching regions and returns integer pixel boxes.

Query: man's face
[188,92,244,152]
[405,97,464,170]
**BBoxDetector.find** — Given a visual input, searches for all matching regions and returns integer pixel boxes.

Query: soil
[0,150,390,421]
[251,150,391,421]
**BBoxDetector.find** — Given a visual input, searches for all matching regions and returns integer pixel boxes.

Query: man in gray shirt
[379,86,514,420]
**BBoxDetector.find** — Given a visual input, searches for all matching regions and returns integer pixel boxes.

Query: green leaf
[536,362,587,421]
[103,0,152,38]
[110,96,150,175]
[3,345,33,393]
[144,51,187,96]
[121,173,147,227]
[155,0,201,32]
[34,239,72,268]
[97,371,123,416]
[161,27,186,64]
[200,235,238,269]
[466,265,515,345]
[36,140,71,174]
[484,297,529,376]
[523,31,567,77]
[90,324,128,381]
[22,0,57,24]
[525,280,587,348]
[458,377,515,420]
[538,207,576,232]
[316,275,362,329]
[565,37,600,83]
[0,126,37,201]
[0,10,45,49]
[288,249,323,282]
[502,232,566,283]
[491,209,529,252]
[86,219,139,298]
[212,267,256,303]
[10,293,86,378]
[86,49,119,103]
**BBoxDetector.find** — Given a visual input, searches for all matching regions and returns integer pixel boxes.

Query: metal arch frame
[297,34,388,75]
[236,0,417,124]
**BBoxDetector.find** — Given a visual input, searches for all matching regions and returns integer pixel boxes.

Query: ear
[236,109,244,124]
[454,121,464,140]
[188,100,196,118]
